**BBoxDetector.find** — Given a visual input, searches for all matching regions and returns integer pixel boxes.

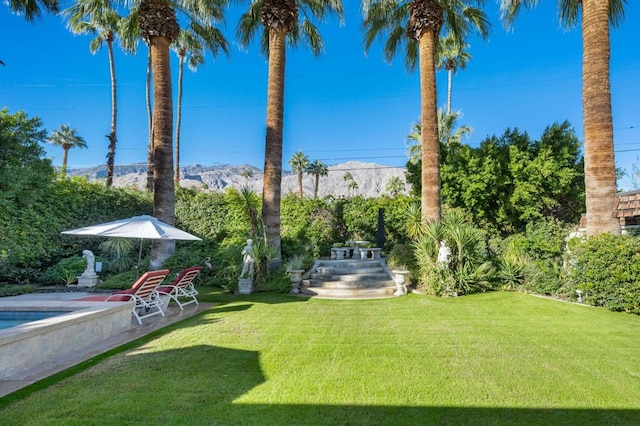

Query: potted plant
[285,254,306,294]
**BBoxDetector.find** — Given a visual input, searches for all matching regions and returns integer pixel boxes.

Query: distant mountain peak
[68,162,408,198]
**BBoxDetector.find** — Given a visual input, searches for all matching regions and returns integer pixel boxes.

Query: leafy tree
[499,0,624,236]
[237,0,344,262]
[289,150,310,197]
[0,108,53,201]
[47,124,87,178]
[172,26,229,182]
[363,0,489,223]
[307,159,328,198]
[409,121,585,234]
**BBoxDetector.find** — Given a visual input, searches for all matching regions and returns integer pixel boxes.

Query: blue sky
[2,2,639,189]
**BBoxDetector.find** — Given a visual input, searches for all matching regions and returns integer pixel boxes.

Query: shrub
[40,256,88,286]
[492,217,570,295]
[568,234,640,314]
[99,269,138,290]
[0,284,36,297]
[161,240,219,286]
[255,266,291,293]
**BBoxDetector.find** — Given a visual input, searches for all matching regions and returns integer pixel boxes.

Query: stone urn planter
[287,270,304,294]
[285,254,306,294]
[392,270,410,296]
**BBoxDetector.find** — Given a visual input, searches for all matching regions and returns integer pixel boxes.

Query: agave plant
[284,254,305,272]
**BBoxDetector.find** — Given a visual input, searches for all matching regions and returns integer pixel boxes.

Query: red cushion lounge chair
[105,269,170,324]
[156,266,202,310]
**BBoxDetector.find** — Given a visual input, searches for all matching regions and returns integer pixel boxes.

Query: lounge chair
[105,269,170,324]
[156,266,202,310]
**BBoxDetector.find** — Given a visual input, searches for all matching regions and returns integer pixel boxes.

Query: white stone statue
[437,241,451,267]
[239,239,255,278]
[81,250,96,276]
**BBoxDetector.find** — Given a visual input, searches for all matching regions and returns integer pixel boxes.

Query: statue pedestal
[237,278,253,295]
[77,274,99,288]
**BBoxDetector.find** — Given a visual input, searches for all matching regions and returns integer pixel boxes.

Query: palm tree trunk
[297,171,303,197]
[106,39,117,188]
[175,55,184,182]
[582,0,620,235]
[419,31,441,223]
[262,28,287,263]
[146,49,155,193]
[61,148,69,178]
[314,174,319,198]
[447,68,452,115]
[149,35,176,269]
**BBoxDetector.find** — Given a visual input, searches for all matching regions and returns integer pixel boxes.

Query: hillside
[68,161,409,198]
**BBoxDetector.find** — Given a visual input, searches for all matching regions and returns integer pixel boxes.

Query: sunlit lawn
[2,291,640,424]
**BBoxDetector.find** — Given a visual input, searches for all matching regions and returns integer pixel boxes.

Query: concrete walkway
[0,292,214,398]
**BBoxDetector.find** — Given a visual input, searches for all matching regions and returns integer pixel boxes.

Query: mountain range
[68,161,409,198]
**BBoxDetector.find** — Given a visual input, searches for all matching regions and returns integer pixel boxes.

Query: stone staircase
[300,258,396,299]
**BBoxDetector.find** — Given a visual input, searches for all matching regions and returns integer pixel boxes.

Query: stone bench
[359,248,382,260]
[330,247,350,260]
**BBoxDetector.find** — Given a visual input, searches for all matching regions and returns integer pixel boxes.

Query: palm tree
[241,168,254,184]
[348,179,359,197]
[407,107,472,164]
[498,0,622,236]
[138,0,180,269]
[437,31,472,114]
[64,0,138,188]
[145,49,155,193]
[363,0,489,223]
[307,159,328,198]
[172,27,229,182]
[343,171,356,197]
[137,0,228,268]
[289,150,310,197]
[6,0,58,21]
[386,176,406,196]
[48,125,87,178]
[237,0,344,262]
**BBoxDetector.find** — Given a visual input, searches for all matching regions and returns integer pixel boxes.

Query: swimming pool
[0,311,72,330]
[0,300,133,380]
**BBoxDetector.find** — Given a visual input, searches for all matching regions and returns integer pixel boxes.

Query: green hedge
[0,177,151,283]
[568,233,640,314]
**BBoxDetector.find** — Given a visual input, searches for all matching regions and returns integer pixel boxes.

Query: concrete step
[316,260,386,269]
[314,266,385,275]
[300,282,396,299]
[303,279,395,289]
[309,273,391,282]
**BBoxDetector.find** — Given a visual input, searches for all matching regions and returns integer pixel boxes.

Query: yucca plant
[99,238,136,273]
[413,209,495,296]
[497,240,528,291]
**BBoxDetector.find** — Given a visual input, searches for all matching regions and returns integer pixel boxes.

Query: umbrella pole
[137,238,143,279]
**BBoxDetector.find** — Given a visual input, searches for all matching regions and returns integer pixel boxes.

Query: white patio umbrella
[62,215,201,275]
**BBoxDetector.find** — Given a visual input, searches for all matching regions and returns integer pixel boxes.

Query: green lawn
[2,291,640,424]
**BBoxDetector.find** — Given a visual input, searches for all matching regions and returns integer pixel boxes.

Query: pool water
[0,311,72,330]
